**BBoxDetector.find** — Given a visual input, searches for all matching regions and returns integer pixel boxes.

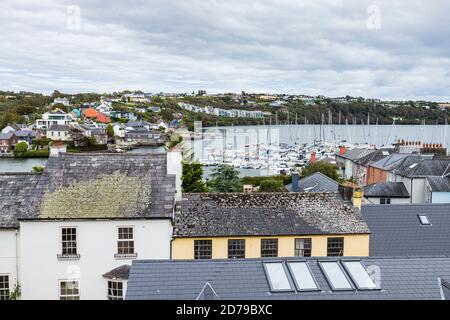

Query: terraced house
[0,151,180,300]
[172,193,370,260]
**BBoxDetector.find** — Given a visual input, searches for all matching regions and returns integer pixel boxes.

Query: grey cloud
[0,0,449,101]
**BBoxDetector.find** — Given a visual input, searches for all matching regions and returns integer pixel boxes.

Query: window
[319,261,353,291]
[294,238,312,257]
[107,281,124,300]
[0,275,9,300]
[287,262,319,291]
[194,240,212,259]
[60,227,78,258]
[263,262,293,292]
[116,227,135,257]
[228,239,245,259]
[342,261,378,290]
[327,237,344,256]
[59,280,80,300]
[261,239,278,257]
[380,198,391,205]
[418,215,431,226]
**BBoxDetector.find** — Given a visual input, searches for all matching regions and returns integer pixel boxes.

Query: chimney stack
[291,173,299,192]
[310,152,317,163]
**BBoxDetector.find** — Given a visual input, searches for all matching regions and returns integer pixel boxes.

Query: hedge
[14,150,50,158]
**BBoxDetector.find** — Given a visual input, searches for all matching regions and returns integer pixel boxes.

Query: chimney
[310,152,317,163]
[291,173,299,192]
[338,146,347,155]
[338,182,362,209]
[352,188,363,210]
[167,150,182,201]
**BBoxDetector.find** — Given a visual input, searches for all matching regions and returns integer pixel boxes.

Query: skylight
[319,261,353,291]
[287,262,319,291]
[263,262,293,292]
[409,162,418,169]
[418,215,431,225]
[342,261,378,290]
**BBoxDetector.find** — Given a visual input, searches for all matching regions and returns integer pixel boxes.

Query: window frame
[58,226,80,260]
[261,238,278,258]
[107,280,124,300]
[341,260,380,291]
[327,237,344,257]
[318,260,354,291]
[294,238,312,257]
[380,198,391,205]
[286,261,320,292]
[115,226,137,259]
[194,239,213,260]
[227,239,245,259]
[262,261,294,293]
[0,274,10,300]
[59,280,80,300]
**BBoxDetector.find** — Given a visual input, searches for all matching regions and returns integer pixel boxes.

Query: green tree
[259,179,285,192]
[13,141,28,154]
[106,124,114,137]
[207,165,242,193]
[301,161,340,181]
[182,162,208,193]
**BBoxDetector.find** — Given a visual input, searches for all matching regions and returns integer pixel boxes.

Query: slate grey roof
[363,182,410,198]
[394,158,450,178]
[48,124,70,131]
[174,193,369,237]
[338,148,370,161]
[126,256,450,300]
[12,153,175,221]
[0,173,41,228]
[285,172,338,193]
[427,176,450,192]
[369,153,424,171]
[103,265,130,280]
[0,132,15,140]
[362,204,450,256]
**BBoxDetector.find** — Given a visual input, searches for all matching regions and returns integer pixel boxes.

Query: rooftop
[285,172,338,193]
[362,204,450,256]
[394,158,450,178]
[0,153,176,225]
[363,182,410,198]
[126,256,450,300]
[0,173,41,228]
[427,176,450,192]
[174,193,369,238]
[48,124,71,131]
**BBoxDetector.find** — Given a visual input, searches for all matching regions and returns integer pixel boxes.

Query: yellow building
[172,193,370,260]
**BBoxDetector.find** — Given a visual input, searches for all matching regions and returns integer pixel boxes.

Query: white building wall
[364,197,410,205]
[20,219,172,300]
[411,178,426,203]
[0,229,20,297]
[431,192,450,203]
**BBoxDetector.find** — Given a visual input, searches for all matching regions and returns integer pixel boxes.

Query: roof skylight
[319,261,353,291]
[263,262,293,292]
[287,262,319,291]
[342,261,378,290]
[418,214,431,225]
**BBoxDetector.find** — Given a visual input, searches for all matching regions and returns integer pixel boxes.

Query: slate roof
[48,124,70,131]
[362,204,450,256]
[363,182,410,198]
[0,173,41,228]
[285,172,338,193]
[0,132,15,140]
[126,256,450,300]
[174,193,369,237]
[394,158,450,178]
[427,176,450,192]
[369,153,424,171]
[338,148,370,161]
[103,265,130,280]
[0,153,175,223]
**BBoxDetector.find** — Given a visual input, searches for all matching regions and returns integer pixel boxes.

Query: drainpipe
[15,229,20,296]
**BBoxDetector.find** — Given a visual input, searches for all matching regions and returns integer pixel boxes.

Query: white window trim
[115,225,137,259]
[58,279,80,300]
[0,274,10,300]
[58,226,80,260]
[107,280,125,300]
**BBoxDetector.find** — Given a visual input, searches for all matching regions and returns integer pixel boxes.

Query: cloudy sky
[0,0,449,101]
